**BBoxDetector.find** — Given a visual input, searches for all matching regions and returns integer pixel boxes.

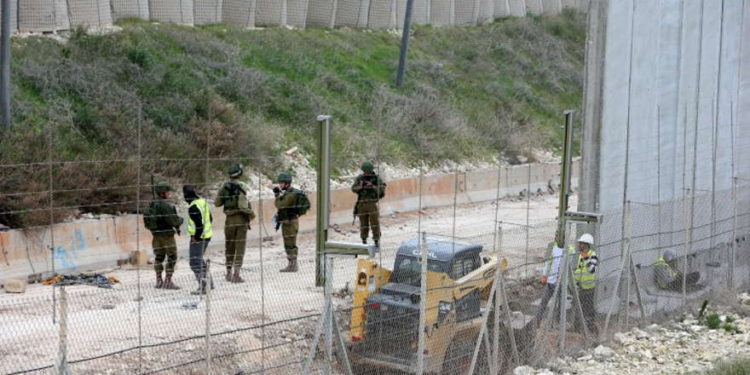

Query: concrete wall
[580,0,750,312]
[0,161,577,283]
[7,0,585,34]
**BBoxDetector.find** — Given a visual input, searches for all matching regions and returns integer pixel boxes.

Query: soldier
[184,185,214,295]
[351,161,386,247]
[143,182,183,290]
[273,172,310,273]
[215,164,256,283]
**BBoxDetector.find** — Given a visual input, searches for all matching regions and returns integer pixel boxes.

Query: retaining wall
[0,161,577,284]
[7,0,580,34]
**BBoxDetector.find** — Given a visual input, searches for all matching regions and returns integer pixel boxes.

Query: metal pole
[57,287,71,375]
[0,0,10,130]
[558,238,570,352]
[416,231,428,375]
[315,115,332,286]
[323,256,333,375]
[557,110,575,240]
[205,259,213,375]
[395,0,415,87]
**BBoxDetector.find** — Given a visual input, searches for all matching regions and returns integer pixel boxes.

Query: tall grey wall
[580,0,750,312]
[8,0,581,34]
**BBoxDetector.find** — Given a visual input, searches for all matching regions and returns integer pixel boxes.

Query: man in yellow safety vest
[654,250,701,291]
[184,185,214,295]
[572,233,598,335]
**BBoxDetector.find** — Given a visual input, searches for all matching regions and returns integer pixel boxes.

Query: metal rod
[603,202,631,334]
[558,239,570,352]
[323,257,333,375]
[0,0,10,130]
[205,259,213,375]
[557,110,576,241]
[48,112,56,323]
[730,101,736,291]
[525,162,531,277]
[57,287,70,375]
[395,0,415,87]
[315,115,332,286]
[258,166,266,375]
[136,102,143,374]
[416,231,428,375]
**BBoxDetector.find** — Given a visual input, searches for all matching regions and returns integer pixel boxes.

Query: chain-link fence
[2,0,587,34]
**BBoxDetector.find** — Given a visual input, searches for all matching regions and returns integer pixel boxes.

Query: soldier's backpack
[295,190,311,216]
[222,181,246,210]
[143,201,161,232]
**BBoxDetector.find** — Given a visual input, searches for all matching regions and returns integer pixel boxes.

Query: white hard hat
[578,233,595,245]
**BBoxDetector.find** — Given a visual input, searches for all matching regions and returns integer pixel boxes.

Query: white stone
[513,366,536,375]
[594,345,615,359]
[537,370,554,375]
[690,325,705,333]
[577,355,593,361]
[614,332,629,344]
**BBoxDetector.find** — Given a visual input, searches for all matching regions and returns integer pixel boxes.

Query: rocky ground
[514,294,750,375]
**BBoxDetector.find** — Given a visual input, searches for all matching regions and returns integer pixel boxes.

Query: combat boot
[231,268,245,283]
[191,280,206,295]
[162,275,181,290]
[225,267,232,281]
[155,273,164,289]
[280,258,298,273]
[374,240,380,248]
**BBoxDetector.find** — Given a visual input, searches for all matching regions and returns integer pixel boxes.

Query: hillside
[0,11,585,227]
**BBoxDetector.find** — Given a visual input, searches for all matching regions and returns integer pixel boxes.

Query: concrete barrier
[525,0,542,15]
[287,0,309,28]
[367,0,395,29]
[430,0,453,26]
[507,0,526,17]
[255,0,282,26]
[193,0,222,25]
[221,0,255,28]
[149,0,194,25]
[0,161,575,284]
[305,0,333,27]
[68,0,113,28]
[111,0,150,21]
[334,0,365,28]
[18,0,69,32]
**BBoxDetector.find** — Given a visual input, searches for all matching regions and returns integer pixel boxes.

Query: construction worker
[654,250,701,291]
[351,161,387,247]
[143,182,183,290]
[273,172,310,273]
[184,185,214,295]
[571,233,598,335]
[215,164,256,283]
[535,232,565,325]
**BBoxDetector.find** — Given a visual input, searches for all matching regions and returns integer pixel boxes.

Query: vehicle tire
[441,334,488,375]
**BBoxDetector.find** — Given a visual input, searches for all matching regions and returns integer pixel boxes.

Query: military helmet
[154,182,173,195]
[663,250,677,263]
[361,161,374,173]
[228,163,243,178]
[277,172,293,183]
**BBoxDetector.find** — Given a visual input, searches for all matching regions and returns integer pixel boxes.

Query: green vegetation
[0,11,585,227]
[700,312,742,334]
[701,358,750,375]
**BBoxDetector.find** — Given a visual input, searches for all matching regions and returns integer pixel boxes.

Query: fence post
[416,232,428,375]
[557,239,570,352]
[57,286,71,375]
[204,259,213,375]
[0,0,11,130]
[730,177,737,291]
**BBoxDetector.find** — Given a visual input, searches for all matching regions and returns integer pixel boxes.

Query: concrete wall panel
[335,0,365,28]
[493,0,510,18]
[149,0,194,25]
[368,0,395,29]
[255,0,282,26]
[306,0,334,27]
[430,0,453,26]
[287,0,309,28]
[525,0,542,15]
[18,0,69,32]
[455,0,476,25]
[477,0,494,23]
[68,0,113,28]
[111,0,150,21]
[410,0,430,24]
[222,0,255,27]
[507,0,526,16]
[541,0,559,15]
[193,0,222,25]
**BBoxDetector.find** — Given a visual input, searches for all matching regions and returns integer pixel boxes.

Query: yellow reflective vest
[188,198,213,239]
[570,245,597,290]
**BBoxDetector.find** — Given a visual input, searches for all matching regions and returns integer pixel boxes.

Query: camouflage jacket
[215,180,256,220]
[148,199,183,236]
[351,174,386,203]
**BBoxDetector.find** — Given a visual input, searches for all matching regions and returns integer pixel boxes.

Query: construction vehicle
[347,236,512,374]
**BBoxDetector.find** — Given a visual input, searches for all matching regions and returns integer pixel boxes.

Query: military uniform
[351,162,386,246]
[215,166,256,283]
[144,183,183,289]
[274,172,310,272]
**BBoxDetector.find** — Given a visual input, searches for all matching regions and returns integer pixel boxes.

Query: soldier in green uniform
[144,182,183,290]
[351,161,387,247]
[215,164,256,283]
[273,172,310,273]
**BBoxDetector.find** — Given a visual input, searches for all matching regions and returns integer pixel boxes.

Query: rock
[594,345,615,359]
[3,278,27,293]
[577,355,593,361]
[101,304,116,310]
[632,328,649,339]
[645,323,661,332]
[614,332,629,344]
[537,370,554,375]
[512,366,535,375]
[690,325,705,333]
